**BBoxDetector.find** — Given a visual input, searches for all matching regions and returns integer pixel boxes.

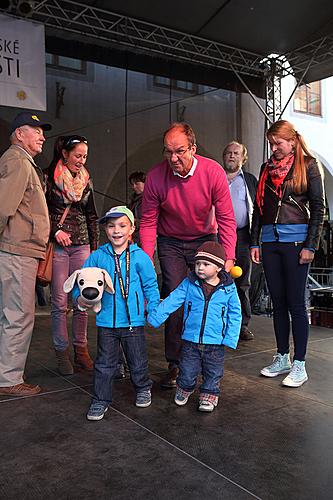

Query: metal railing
[308,267,333,291]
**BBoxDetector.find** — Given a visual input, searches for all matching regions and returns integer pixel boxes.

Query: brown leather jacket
[46,174,99,251]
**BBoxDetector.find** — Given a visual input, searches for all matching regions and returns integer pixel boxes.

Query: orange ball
[230,265,243,279]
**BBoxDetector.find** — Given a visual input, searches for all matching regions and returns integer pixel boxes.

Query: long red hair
[267,120,314,193]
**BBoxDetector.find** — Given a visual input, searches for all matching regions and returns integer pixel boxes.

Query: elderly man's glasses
[163,146,191,158]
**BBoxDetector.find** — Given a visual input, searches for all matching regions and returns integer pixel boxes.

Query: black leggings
[262,242,310,361]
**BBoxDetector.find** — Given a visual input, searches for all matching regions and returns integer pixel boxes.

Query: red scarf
[256,153,294,214]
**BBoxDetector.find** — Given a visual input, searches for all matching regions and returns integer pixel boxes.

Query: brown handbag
[37,205,71,287]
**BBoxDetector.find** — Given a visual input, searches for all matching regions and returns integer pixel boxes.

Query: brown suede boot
[74,345,94,371]
[55,348,74,376]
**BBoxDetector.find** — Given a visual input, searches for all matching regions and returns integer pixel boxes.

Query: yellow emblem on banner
[17,90,27,101]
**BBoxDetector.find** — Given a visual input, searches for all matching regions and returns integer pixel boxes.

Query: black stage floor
[1,310,332,500]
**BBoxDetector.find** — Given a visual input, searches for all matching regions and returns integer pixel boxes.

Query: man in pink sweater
[140,122,237,388]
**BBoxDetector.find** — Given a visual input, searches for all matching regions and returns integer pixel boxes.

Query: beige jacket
[0,145,50,259]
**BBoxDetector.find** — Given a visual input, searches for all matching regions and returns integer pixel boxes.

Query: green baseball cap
[99,206,135,225]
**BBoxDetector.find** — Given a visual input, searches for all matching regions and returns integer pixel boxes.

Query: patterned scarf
[256,153,294,215]
[53,159,90,203]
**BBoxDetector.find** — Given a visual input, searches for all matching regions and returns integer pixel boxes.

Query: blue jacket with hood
[148,271,241,349]
[72,243,160,328]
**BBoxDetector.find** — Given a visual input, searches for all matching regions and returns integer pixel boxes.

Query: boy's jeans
[51,244,91,350]
[93,326,152,405]
[177,340,225,396]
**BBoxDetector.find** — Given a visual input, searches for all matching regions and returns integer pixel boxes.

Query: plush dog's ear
[101,269,115,294]
[63,270,81,293]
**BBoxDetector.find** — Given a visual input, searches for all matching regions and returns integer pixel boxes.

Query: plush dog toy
[63,267,114,313]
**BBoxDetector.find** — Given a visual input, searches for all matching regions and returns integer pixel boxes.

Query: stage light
[16,0,34,17]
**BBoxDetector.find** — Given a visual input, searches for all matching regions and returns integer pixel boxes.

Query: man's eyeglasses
[64,135,88,148]
[163,146,191,158]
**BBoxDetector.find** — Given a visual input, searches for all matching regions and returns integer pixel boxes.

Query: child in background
[73,206,160,421]
[148,241,241,412]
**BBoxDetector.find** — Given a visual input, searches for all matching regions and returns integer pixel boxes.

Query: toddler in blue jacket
[73,206,160,421]
[148,241,241,412]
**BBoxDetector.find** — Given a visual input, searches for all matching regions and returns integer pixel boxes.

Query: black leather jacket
[46,176,99,251]
[250,157,325,250]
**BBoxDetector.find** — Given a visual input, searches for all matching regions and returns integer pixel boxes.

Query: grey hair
[223,141,248,165]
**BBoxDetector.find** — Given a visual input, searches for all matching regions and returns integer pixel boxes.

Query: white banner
[0,14,46,111]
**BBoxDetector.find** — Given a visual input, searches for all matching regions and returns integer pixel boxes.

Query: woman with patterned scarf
[46,135,99,375]
[250,120,325,387]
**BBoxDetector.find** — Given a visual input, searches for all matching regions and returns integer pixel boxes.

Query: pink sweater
[140,155,236,260]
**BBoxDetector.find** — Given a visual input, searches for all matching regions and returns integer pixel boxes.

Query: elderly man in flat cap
[0,111,51,397]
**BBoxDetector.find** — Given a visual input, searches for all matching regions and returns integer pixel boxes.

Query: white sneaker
[282,360,308,387]
[198,394,219,412]
[260,353,291,377]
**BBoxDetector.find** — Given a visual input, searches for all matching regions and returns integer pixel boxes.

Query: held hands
[299,248,314,265]
[56,230,72,247]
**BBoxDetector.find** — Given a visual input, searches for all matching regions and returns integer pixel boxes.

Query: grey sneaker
[135,390,152,408]
[87,402,108,421]
[174,386,193,406]
[282,360,308,387]
[260,353,291,377]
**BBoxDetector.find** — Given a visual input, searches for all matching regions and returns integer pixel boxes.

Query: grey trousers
[0,251,38,386]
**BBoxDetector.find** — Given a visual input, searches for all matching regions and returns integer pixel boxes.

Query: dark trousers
[157,234,217,367]
[177,340,225,396]
[93,326,152,405]
[262,242,310,361]
[235,227,252,327]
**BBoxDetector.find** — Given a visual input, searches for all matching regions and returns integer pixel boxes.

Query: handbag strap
[58,204,72,228]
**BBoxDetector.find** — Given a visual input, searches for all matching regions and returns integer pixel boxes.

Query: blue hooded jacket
[148,271,241,349]
[72,243,160,328]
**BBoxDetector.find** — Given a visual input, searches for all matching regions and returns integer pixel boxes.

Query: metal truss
[283,34,333,77]
[2,0,333,122]
[262,57,284,123]
[1,0,267,79]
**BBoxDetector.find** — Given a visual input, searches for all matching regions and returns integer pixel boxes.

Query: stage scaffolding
[2,0,333,123]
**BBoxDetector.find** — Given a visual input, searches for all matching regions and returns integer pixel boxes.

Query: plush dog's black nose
[82,287,99,300]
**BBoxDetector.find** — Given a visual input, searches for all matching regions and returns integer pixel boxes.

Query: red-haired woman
[250,120,325,387]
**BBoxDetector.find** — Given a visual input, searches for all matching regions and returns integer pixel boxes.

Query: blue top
[72,243,160,328]
[229,170,249,229]
[261,223,308,243]
[148,272,241,349]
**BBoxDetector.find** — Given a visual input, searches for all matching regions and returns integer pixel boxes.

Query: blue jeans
[157,234,217,367]
[51,244,91,350]
[262,242,310,361]
[177,340,225,396]
[93,326,152,405]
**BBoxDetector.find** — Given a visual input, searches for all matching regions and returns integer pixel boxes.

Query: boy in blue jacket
[148,241,241,412]
[73,206,160,421]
